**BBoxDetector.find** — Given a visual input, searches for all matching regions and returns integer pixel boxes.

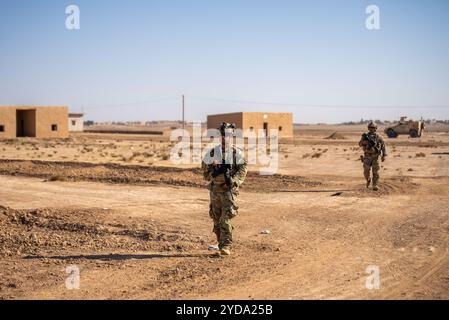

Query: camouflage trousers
[363,154,380,186]
[209,189,239,250]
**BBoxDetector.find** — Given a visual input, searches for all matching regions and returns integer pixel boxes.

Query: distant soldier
[359,122,387,191]
[201,122,248,256]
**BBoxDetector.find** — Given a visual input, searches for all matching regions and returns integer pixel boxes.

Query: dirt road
[1,128,448,299]
[1,170,448,299]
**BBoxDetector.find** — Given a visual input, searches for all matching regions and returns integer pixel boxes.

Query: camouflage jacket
[201,145,248,192]
[359,132,387,157]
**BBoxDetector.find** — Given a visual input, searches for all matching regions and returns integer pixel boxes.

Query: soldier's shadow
[23,253,216,261]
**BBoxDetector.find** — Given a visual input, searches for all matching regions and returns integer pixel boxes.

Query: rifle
[362,133,380,153]
[211,161,235,201]
[224,170,235,200]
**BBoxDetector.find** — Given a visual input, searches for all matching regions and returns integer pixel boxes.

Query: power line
[188,96,449,109]
[71,94,449,115]
[81,96,179,110]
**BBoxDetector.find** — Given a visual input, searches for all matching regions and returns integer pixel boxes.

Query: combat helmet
[368,121,378,130]
[219,122,236,135]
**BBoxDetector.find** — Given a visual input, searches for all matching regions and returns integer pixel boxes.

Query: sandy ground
[1,125,449,300]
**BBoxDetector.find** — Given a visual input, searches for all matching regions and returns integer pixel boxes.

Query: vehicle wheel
[409,129,418,138]
[386,129,397,138]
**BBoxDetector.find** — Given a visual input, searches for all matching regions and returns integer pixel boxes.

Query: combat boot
[373,185,379,191]
[366,179,371,189]
[220,248,231,256]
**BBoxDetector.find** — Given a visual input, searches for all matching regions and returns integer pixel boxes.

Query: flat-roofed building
[207,112,293,137]
[0,106,69,139]
[68,113,84,132]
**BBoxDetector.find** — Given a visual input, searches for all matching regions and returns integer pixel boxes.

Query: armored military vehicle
[384,117,425,138]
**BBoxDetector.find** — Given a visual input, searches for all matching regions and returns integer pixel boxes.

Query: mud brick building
[207,112,293,137]
[0,106,69,139]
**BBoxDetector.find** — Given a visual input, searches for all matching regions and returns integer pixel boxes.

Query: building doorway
[263,122,268,137]
[16,110,36,137]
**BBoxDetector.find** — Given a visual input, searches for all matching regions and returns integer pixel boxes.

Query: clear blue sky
[1,0,448,123]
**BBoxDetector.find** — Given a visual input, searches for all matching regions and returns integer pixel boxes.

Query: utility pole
[182,95,185,135]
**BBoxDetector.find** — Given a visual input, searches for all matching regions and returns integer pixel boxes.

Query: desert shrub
[415,152,426,158]
[311,152,322,159]
[49,174,67,182]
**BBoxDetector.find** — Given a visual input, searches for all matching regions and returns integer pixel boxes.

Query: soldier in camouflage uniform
[201,123,248,256]
[359,122,387,191]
